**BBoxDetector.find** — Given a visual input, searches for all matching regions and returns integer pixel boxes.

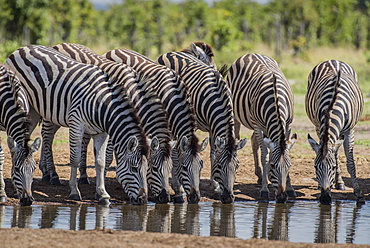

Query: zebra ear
[150,136,160,152]
[264,137,275,150]
[30,137,41,154]
[200,137,209,152]
[333,139,344,153]
[7,137,16,153]
[308,133,319,154]
[127,136,139,153]
[237,138,247,150]
[179,136,189,152]
[169,140,177,149]
[287,133,297,150]
[215,137,226,150]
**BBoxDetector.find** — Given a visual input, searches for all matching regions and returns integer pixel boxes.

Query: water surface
[0,201,369,244]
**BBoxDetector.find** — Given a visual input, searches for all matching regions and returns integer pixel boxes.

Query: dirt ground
[0,116,369,247]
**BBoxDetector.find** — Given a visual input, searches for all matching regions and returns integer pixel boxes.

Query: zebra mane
[272,73,287,152]
[180,42,215,67]
[321,64,342,157]
[218,64,230,79]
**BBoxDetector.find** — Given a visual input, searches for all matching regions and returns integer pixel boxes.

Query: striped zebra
[157,47,246,204]
[6,45,149,205]
[227,53,297,203]
[180,42,216,68]
[0,64,41,206]
[103,48,207,204]
[50,42,172,204]
[306,60,364,204]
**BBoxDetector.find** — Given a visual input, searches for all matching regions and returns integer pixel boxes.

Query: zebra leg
[251,132,263,185]
[256,130,269,199]
[334,160,345,190]
[40,121,61,185]
[0,145,6,202]
[234,119,241,140]
[286,173,296,198]
[92,133,110,205]
[343,131,364,204]
[68,125,84,201]
[78,134,91,185]
[105,139,114,173]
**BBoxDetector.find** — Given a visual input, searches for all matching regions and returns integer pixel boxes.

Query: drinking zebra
[6,45,149,205]
[157,46,246,204]
[227,53,297,203]
[306,60,364,204]
[50,42,172,204]
[103,48,207,204]
[0,63,41,206]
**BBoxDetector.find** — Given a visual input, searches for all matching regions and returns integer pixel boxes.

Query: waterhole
[0,201,369,244]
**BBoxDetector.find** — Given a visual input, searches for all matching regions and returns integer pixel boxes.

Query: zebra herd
[0,42,365,206]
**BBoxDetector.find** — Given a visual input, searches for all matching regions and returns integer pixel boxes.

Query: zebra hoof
[41,175,51,183]
[69,194,82,201]
[356,197,365,205]
[257,179,262,185]
[79,177,90,185]
[213,192,221,201]
[50,177,61,186]
[0,196,6,202]
[98,198,110,206]
[173,195,185,204]
[287,190,297,198]
[335,183,345,191]
[259,191,269,199]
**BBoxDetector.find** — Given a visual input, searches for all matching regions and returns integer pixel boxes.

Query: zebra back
[103,48,198,146]
[53,43,171,152]
[228,53,293,141]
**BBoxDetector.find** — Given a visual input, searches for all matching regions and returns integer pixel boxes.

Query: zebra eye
[131,166,138,173]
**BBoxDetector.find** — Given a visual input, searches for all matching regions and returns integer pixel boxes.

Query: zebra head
[8,137,41,206]
[264,133,297,203]
[211,136,247,204]
[115,136,149,205]
[146,136,172,204]
[173,136,208,204]
[308,133,343,205]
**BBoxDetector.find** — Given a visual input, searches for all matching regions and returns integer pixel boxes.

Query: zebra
[180,42,217,68]
[305,60,364,204]
[5,45,149,205]
[0,63,41,206]
[103,48,208,204]
[157,46,246,204]
[227,53,297,203]
[48,42,172,204]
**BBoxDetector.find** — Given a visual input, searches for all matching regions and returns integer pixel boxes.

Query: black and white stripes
[306,60,364,204]
[103,48,206,204]
[6,45,149,205]
[227,53,297,203]
[157,49,246,203]
[0,64,41,206]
